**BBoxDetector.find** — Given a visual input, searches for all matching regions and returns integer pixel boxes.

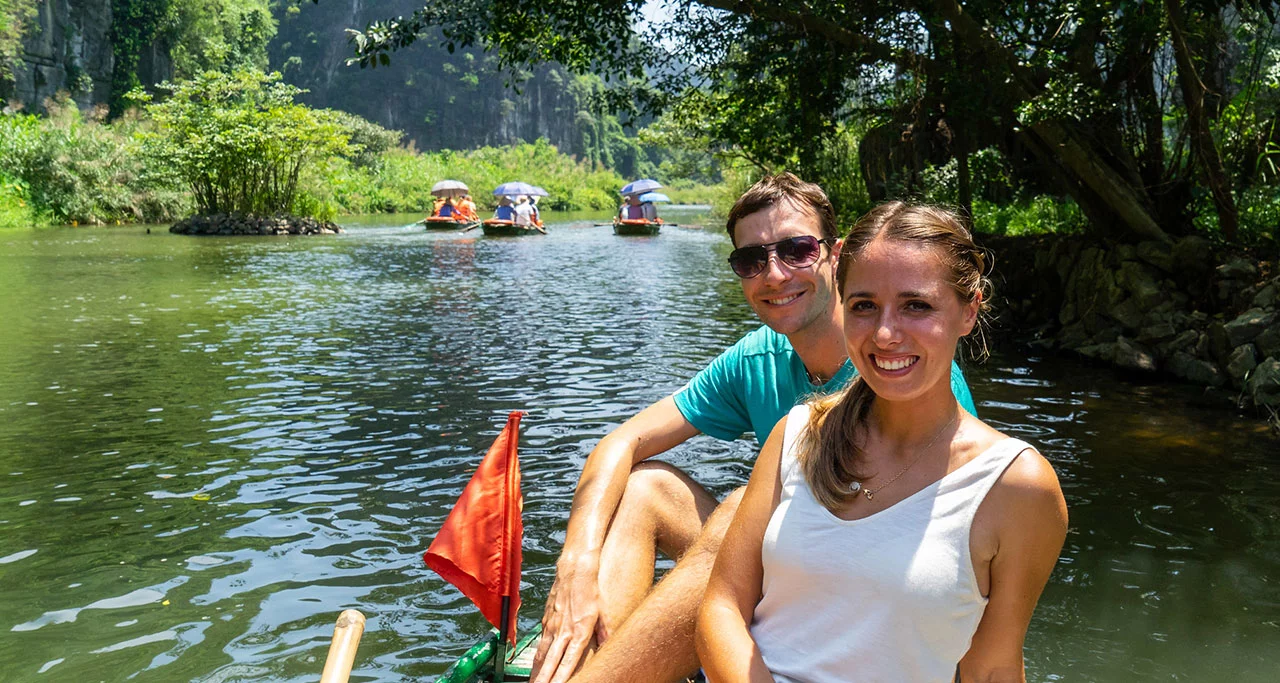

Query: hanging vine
[107,0,171,117]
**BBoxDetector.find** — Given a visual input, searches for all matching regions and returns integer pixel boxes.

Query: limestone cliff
[7,0,113,109]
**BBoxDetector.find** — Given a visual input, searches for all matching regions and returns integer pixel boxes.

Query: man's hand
[531,552,606,683]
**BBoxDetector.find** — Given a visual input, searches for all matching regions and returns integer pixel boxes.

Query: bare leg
[595,462,719,637]
[573,486,747,683]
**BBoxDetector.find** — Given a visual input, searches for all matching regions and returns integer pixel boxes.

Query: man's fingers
[530,631,570,683]
[548,632,592,683]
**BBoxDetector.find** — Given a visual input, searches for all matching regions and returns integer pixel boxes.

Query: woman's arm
[959,449,1068,683]
[695,418,789,682]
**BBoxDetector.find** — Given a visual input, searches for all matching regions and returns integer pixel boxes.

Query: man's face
[732,201,840,337]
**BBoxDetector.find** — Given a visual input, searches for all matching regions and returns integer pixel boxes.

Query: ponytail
[797,377,876,511]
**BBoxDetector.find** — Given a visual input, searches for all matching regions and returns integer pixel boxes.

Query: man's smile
[763,292,803,306]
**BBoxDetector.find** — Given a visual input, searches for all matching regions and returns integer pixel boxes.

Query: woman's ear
[961,292,981,335]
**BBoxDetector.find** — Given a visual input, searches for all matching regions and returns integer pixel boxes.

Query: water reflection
[0,212,1277,681]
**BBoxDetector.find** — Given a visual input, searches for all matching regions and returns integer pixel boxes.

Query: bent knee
[624,460,695,501]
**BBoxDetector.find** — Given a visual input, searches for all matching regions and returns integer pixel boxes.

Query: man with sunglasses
[531,173,978,683]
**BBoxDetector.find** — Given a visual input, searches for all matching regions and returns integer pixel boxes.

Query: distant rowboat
[613,218,662,236]
[424,216,479,231]
[482,219,546,236]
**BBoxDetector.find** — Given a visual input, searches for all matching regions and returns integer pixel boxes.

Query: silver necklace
[848,412,959,501]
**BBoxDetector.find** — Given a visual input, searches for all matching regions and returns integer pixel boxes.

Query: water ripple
[1,216,1278,681]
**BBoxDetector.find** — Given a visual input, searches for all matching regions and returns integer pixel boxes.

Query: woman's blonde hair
[798,202,993,511]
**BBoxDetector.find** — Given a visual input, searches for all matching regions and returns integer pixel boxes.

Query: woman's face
[840,238,978,403]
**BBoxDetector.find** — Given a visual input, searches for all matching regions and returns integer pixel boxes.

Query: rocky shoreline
[170,214,344,236]
[985,232,1278,427]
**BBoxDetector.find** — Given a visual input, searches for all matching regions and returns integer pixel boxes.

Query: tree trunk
[1165,0,1238,242]
[930,0,1172,244]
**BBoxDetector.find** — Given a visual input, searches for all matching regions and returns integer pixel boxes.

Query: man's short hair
[725,172,837,246]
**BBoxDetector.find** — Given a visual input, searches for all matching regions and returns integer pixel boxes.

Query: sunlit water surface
[1,210,1277,682]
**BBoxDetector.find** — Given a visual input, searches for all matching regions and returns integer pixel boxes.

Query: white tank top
[750,404,1030,683]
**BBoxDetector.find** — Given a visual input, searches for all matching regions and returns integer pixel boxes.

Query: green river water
[1,210,1278,682]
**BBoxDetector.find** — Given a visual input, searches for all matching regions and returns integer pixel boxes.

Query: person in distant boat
[515,196,535,227]
[641,199,658,222]
[697,202,1067,683]
[432,196,447,217]
[531,174,980,683]
[619,194,645,220]
[529,196,542,225]
[457,194,478,221]
[436,197,457,219]
[494,196,516,222]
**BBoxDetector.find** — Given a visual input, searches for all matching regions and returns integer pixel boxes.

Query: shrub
[972,196,1086,236]
[133,69,352,217]
[0,101,188,224]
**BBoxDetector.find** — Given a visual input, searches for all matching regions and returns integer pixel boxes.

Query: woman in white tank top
[696,203,1068,682]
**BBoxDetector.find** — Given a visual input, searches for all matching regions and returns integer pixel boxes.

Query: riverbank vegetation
[0,73,642,227]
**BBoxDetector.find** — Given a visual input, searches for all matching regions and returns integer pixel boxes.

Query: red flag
[424,411,524,644]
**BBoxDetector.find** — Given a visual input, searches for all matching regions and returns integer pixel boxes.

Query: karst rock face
[5,0,170,112]
[9,0,113,109]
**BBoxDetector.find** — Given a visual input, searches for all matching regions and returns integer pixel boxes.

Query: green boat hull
[425,220,478,231]
[482,223,544,237]
[436,625,541,682]
[613,221,661,236]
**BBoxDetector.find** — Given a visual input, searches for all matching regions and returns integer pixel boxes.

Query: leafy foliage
[108,0,276,117]
[0,170,36,228]
[0,100,189,224]
[340,0,1280,245]
[109,0,174,116]
[166,0,275,78]
[0,0,35,81]
[132,69,352,217]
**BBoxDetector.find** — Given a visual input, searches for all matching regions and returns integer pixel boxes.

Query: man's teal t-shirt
[672,325,978,445]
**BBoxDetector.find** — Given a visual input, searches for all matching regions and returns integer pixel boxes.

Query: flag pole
[494,595,510,683]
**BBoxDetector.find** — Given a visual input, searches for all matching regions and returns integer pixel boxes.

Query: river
[1,210,1277,682]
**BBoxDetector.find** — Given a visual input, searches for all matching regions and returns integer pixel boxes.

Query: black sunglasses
[727,235,836,279]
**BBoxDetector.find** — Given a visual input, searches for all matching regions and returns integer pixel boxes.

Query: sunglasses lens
[777,236,822,267]
[728,247,768,278]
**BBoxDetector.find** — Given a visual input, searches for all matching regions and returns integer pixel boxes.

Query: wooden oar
[462,221,482,232]
[319,609,366,683]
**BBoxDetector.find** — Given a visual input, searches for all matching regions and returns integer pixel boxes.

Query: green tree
[165,0,276,78]
[109,0,275,117]
[133,69,351,217]
[339,0,1280,245]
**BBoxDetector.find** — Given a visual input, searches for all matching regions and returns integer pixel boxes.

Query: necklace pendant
[863,489,874,501]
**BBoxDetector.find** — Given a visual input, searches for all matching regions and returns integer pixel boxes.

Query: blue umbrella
[528,186,550,197]
[620,178,663,196]
[638,192,671,203]
[492,181,539,197]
